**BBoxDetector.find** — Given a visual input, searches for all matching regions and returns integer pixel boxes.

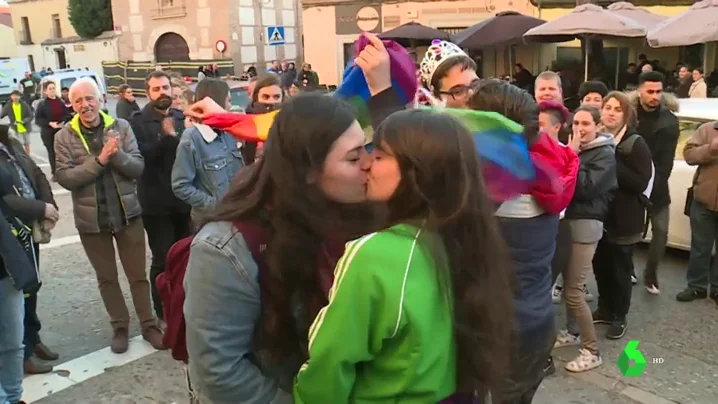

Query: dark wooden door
[55,49,67,69]
[154,32,190,62]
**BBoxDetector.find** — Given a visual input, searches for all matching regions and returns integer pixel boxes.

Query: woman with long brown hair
[183,93,374,403]
[592,91,652,337]
[292,109,514,402]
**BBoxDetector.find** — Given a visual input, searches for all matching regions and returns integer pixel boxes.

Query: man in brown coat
[54,78,165,353]
[681,120,718,304]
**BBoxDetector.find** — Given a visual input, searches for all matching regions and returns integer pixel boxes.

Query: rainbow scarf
[334,35,417,129]
[201,110,278,142]
[433,108,541,202]
[200,110,546,203]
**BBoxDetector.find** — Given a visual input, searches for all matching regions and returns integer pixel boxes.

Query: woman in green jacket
[293,109,515,403]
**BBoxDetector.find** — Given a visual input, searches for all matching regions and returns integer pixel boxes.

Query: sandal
[565,348,602,373]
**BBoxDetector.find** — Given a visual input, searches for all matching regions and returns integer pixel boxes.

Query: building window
[28,55,35,72]
[20,17,32,44]
[152,0,186,19]
[52,14,62,39]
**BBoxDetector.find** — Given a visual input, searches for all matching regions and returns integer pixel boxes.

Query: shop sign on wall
[335,4,382,35]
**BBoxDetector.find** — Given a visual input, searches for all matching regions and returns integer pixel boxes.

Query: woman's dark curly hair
[467,79,540,146]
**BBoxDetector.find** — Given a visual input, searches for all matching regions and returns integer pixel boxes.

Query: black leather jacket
[565,134,618,222]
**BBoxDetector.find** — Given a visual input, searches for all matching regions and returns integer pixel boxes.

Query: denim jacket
[171,127,244,219]
[184,221,301,404]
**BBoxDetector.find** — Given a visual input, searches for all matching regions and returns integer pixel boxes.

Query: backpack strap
[617,133,640,155]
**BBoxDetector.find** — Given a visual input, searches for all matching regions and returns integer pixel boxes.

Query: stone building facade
[111,0,302,74]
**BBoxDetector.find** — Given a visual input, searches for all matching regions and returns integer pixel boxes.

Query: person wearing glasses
[418,40,479,109]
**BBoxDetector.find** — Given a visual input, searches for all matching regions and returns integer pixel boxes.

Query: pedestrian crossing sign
[267,26,285,46]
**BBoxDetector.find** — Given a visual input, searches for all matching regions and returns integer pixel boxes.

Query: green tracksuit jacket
[293,224,457,403]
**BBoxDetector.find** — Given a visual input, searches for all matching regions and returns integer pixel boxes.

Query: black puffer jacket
[566,133,617,221]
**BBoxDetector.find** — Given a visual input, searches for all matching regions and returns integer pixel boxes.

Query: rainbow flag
[198,33,551,203]
[201,110,278,142]
[432,108,543,202]
[334,34,417,129]
[200,34,415,142]
[200,105,550,203]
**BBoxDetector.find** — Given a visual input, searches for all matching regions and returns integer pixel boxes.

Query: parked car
[189,79,250,112]
[646,98,718,250]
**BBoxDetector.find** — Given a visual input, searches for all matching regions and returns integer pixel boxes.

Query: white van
[0,58,31,103]
[39,68,108,105]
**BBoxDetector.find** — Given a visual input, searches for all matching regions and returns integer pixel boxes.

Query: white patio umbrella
[608,2,668,30]
[647,0,718,47]
[524,4,646,80]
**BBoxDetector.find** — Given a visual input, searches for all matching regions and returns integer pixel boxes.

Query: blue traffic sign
[267,26,285,46]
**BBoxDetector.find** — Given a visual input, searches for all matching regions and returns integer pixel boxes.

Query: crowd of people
[2,30,718,404]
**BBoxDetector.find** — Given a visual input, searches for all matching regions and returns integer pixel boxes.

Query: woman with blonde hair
[169,77,195,130]
[170,77,191,110]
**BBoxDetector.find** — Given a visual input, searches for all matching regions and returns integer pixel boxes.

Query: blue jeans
[0,277,25,404]
[687,201,718,292]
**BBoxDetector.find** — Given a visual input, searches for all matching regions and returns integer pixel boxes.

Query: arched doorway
[154,32,190,62]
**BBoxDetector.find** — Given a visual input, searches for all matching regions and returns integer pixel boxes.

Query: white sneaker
[582,284,594,302]
[565,348,603,373]
[646,284,660,295]
[552,285,563,304]
[554,329,581,348]
[631,274,638,285]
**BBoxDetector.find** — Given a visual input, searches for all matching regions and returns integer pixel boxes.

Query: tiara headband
[420,40,468,91]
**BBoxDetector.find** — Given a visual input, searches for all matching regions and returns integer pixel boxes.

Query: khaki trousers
[79,218,155,330]
[563,241,599,354]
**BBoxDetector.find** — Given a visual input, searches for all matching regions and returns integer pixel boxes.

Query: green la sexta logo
[616,340,647,377]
